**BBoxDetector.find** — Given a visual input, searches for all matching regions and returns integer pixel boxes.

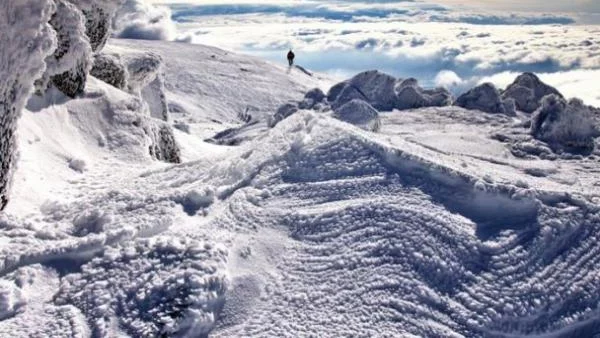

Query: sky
[121,0,600,106]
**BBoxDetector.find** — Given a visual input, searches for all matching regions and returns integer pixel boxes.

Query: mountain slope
[1,39,600,337]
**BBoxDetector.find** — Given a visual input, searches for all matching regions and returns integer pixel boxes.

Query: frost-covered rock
[333,99,381,132]
[395,78,453,110]
[502,72,563,113]
[74,0,126,52]
[455,83,515,115]
[56,237,227,337]
[530,94,599,151]
[0,0,57,210]
[90,53,128,89]
[125,53,169,121]
[327,80,348,103]
[299,88,326,109]
[147,121,181,163]
[331,71,397,111]
[38,0,92,97]
[269,102,299,127]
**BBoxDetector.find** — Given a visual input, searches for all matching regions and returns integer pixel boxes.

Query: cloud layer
[130,0,600,106]
[113,0,177,40]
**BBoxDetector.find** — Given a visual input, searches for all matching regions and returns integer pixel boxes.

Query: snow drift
[0,0,57,210]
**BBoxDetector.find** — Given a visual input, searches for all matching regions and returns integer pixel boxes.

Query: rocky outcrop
[0,0,57,210]
[270,102,299,127]
[502,72,563,113]
[455,83,516,115]
[90,53,128,90]
[333,99,381,132]
[530,95,599,151]
[395,78,452,110]
[332,71,398,111]
[328,71,452,112]
[299,88,326,110]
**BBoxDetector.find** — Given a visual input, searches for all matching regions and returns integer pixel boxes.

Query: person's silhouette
[287,49,295,66]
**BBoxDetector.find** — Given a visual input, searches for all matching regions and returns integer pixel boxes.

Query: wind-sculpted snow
[4,38,600,337]
[0,0,57,210]
[203,112,600,337]
[56,237,227,337]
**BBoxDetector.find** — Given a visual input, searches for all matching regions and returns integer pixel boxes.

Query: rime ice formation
[90,53,128,90]
[455,82,516,115]
[531,94,599,151]
[43,0,92,98]
[502,72,563,113]
[0,0,57,210]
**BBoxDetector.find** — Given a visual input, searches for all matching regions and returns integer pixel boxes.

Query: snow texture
[502,72,564,114]
[455,82,516,115]
[531,94,599,151]
[333,99,381,131]
[0,0,57,210]
[4,37,600,338]
[56,237,226,337]
[90,53,128,90]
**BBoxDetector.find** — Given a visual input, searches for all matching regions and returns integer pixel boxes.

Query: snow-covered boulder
[332,85,368,110]
[327,80,348,103]
[333,99,381,132]
[530,94,599,151]
[299,88,326,109]
[455,83,515,115]
[269,102,299,127]
[331,71,397,111]
[0,0,57,210]
[90,53,128,89]
[502,72,563,113]
[125,53,169,121]
[395,78,453,110]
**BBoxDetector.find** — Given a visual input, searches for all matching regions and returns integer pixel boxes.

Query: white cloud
[113,0,177,41]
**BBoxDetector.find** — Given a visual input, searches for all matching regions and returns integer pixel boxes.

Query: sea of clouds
[117,0,600,106]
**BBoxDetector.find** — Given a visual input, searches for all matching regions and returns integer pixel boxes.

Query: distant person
[287,49,295,66]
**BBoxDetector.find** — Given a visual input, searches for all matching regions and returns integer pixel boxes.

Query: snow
[2,14,600,338]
